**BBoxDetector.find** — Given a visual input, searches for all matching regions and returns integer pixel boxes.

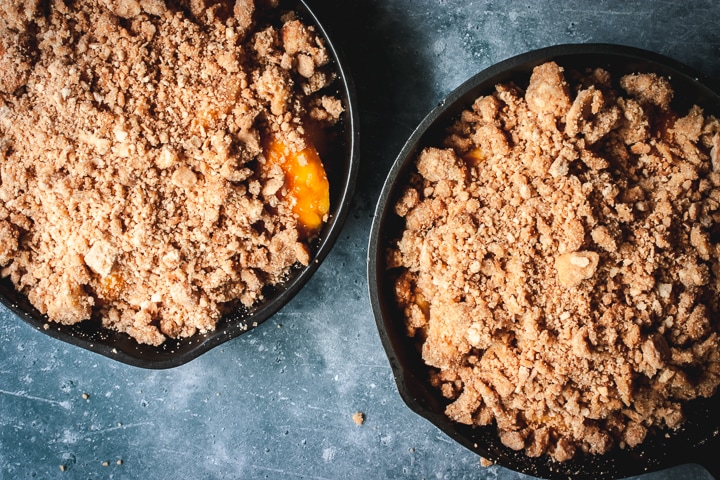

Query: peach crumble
[0,0,343,345]
[389,61,720,461]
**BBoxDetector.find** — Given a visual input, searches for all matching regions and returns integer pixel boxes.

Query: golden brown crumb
[81,393,89,400]
[117,459,123,465]
[59,465,66,472]
[479,457,494,467]
[390,62,720,461]
[352,412,365,425]
[0,0,342,345]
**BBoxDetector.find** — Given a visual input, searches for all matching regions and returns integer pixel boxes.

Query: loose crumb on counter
[0,0,343,345]
[390,61,720,461]
[352,411,365,425]
[479,457,494,467]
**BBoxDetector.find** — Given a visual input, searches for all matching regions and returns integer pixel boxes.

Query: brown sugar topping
[390,61,720,461]
[0,0,342,345]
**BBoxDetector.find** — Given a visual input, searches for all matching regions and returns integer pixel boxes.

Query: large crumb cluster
[0,0,343,345]
[390,61,720,461]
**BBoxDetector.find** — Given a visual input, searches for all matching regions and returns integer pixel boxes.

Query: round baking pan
[0,0,359,369]
[368,43,720,479]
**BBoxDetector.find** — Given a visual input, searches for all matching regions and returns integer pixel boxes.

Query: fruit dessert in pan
[388,60,720,461]
[0,0,343,346]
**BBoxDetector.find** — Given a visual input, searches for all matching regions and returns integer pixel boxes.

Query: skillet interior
[0,0,359,369]
[368,43,720,479]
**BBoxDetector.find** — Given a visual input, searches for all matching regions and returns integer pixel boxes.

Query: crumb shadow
[307,0,438,220]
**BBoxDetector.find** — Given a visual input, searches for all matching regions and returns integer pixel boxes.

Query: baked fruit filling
[263,136,330,237]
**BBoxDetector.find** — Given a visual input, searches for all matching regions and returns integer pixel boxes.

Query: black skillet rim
[0,0,360,369]
[367,43,720,479]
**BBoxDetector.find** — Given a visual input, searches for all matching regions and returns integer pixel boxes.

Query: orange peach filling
[264,138,330,236]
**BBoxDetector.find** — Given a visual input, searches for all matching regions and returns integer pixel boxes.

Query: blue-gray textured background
[2,0,719,479]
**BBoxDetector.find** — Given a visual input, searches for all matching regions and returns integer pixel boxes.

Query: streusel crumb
[390,61,720,461]
[0,0,342,345]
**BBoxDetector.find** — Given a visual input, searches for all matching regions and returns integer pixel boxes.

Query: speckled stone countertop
[2,1,720,479]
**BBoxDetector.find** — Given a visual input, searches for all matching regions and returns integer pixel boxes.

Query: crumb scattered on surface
[81,393,89,400]
[390,61,720,461]
[479,457,494,467]
[0,0,342,345]
[101,461,109,467]
[59,465,66,472]
[352,411,365,425]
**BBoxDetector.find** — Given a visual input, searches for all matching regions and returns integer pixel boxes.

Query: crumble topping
[0,0,342,345]
[390,61,720,461]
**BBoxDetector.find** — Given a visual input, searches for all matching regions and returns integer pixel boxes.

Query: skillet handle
[698,460,720,480]
[706,76,720,95]
[697,460,719,480]
[690,433,720,480]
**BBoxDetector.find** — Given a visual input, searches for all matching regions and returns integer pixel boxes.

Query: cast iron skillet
[368,44,720,479]
[0,0,359,369]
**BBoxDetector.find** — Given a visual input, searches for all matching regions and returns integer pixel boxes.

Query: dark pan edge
[1,0,360,369]
[368,43,720,479]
